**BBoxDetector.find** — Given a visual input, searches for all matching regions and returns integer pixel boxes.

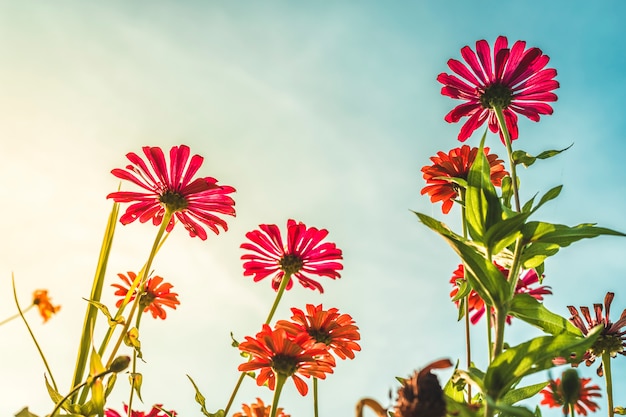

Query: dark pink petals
[438,36,559,142]
[241,219,343,293]
[107,145,236,240]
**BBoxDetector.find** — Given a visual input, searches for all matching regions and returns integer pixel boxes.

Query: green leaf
[512,145,572,168]
[510,294,582,336]
[465,133,502,242]
[124,327,143,360]
[83,299,125,327]
[522,222,626,247]
[499,381,549,405]
[484,326,601,400]
[487,396,535,417]
[129,373,143,402]
[484,212,529,255]
[445,395,482,417]
[15,407,40,417]
[520,242,560,269]
[187,374,225,417]
[45,374,66,407]
[104,373,117,399]
[414,212,509,308]
[442,360,464,403]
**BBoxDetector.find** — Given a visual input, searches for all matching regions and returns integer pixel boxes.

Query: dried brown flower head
[394,359,452,417]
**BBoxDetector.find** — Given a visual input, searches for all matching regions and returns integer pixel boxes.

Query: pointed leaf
[500,381,549,406]
[15,408,40,417]
[512,145,572,168]
[465,134,502,242]
[83,298,125,327]
[415,212,509,307]
[187,374,225,417]
[510,293,581,336]
[130,372,143,402]
[484,326,601,399]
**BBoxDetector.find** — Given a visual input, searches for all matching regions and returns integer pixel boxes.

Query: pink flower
[438,36,559,142]
[450,264,552,325]
[105,404,176,417]
[107,145,235,240]
[241,219,343,293]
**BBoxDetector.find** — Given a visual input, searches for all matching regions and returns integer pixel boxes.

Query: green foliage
[465,134,502,243]
[415,212,509,309]
[483,326,601,400]
[187,375,225,417]
[509,293,581,335]
[512,145,572,168]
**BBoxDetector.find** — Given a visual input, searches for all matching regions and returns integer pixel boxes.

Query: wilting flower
[450,263,552,325]
[32,290,61,323]
[105,404,176,417]
[540,369,601,416]
[438,35,559,142]
[238,324,334,396]
[112,272,180,320]
[276,304,361,360]
[233,398,290,417]
[241,219,343,293]
[567,292,626,375]
[421,145,508,214]
[393,359,452,417]
[107,145,236,240]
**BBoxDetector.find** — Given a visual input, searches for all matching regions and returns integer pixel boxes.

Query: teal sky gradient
[1,2,625,416]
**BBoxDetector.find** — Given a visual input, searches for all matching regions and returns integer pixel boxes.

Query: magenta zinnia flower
[438,36,559,142]
[241,219,343,293]
[105,404,176,417]
[107,145,236,240]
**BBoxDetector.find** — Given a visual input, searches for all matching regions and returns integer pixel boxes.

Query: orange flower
[238,324,334,396]
[276,304,361,360]
[540,370,601,416]
[421,145,507,214]
[233,398,290,417]
[32,290,60,322]
[112,272,180,320]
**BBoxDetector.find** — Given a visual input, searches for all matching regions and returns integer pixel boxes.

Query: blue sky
[1,1,625,416]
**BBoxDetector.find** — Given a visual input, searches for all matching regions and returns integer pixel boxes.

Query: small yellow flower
[32,290,60,323]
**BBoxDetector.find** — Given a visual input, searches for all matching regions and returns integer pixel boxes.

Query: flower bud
[109,355,131,373]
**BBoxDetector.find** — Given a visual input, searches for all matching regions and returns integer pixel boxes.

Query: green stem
[78,211,172,405]
[0,304,34,326]
[269,374,287,417]
[491,306,507,360]
[602,353,614,417]
[460,190,472,403]
[127,310,144,417]
[50,369,112,416]
[223,373,245,416]
[313,377,319,417]
[104,210,171,368]
[486,306,493,364]
[71,201,119,396]
[96,229,170,359]
[265,272,293,325]
[224,272,293,416]
[493,106,520,212]
[12,274,58,391]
